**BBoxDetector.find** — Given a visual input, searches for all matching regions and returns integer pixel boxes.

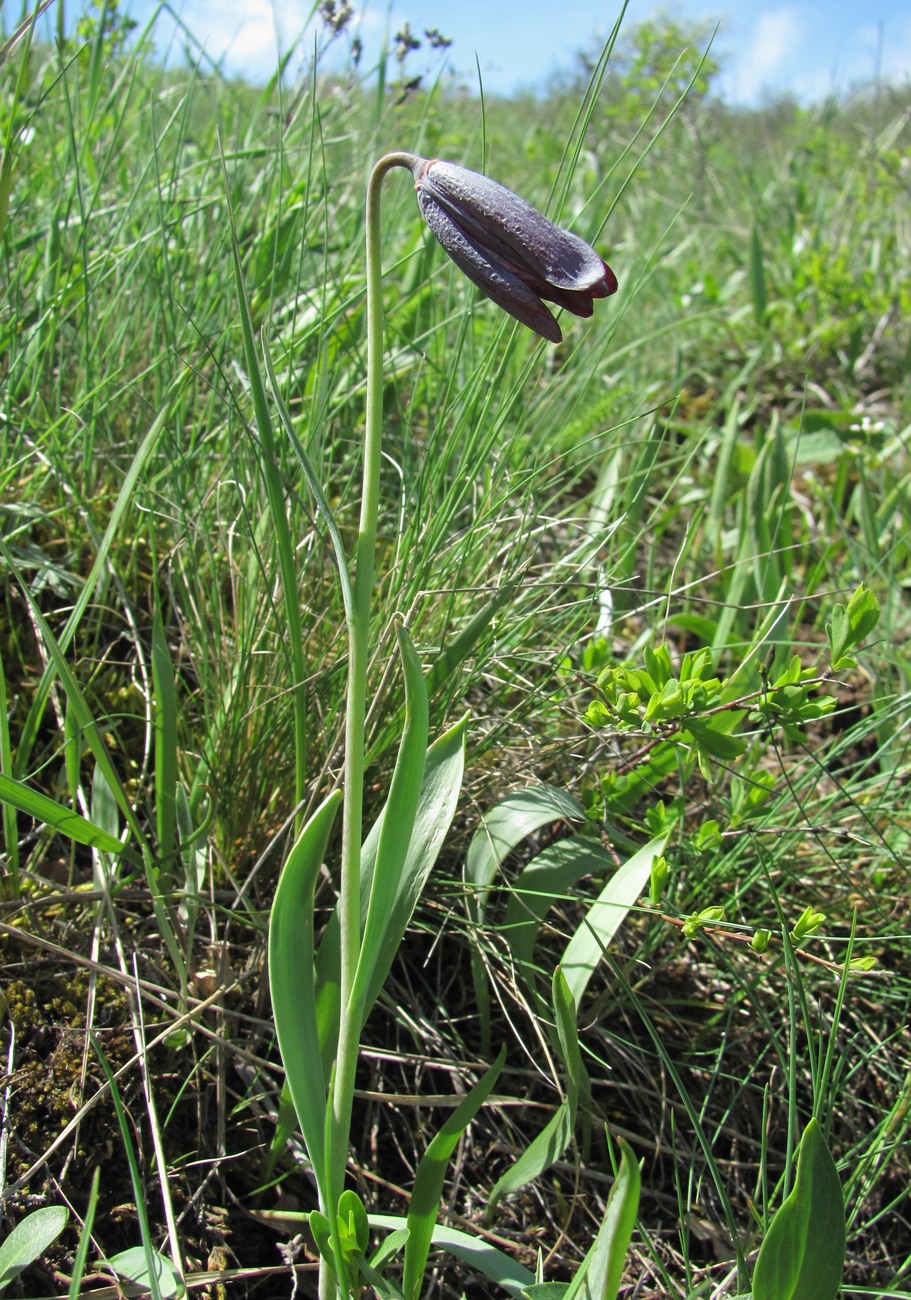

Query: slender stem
[324,152,418,1293]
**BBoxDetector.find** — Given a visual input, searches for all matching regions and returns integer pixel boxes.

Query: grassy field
[1,5,910,1297]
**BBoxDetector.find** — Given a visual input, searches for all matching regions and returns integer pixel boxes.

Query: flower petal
[416,160,614,296]
[417,189,563,342]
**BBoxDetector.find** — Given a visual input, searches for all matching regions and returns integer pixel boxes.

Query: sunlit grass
[1,6,910,1295]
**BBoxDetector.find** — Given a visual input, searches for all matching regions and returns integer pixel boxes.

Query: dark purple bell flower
[405,156,617,343]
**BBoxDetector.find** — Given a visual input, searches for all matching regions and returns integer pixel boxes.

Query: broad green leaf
[505,838,618,980]
[465,786,585,924]
[403,1046,507,1299]
[370,1217,535,1297]
[465,785,585,1049]
[561,836,667,1009]
[105,1247,184,1300]
[0,1206,68,1292]
[314,716,468,1070]
[564,1138,641,1300]
[752,1117,845,1300]
[0,772,124,854]
[338,1190,370,1255]
[487,971,579,1218]
[309,1211,336,1271]
[522,1286,569,1298]
[269,790,343,1199]
[350,623,429,1025]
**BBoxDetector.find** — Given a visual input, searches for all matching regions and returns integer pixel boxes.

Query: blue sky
[102,1,911,103]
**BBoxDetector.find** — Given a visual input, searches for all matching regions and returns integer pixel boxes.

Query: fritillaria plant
[268,153,618,1298]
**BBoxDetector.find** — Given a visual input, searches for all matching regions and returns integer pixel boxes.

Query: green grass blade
[12,397,175,779]
[752,1117,845,1300]
[487,970,580,1219]
[750,222,769,328]
[268,788,342,1201]
[90,1037,166,1300]
[0,771,125,855]
[152,605,179,882]
[222,148,309,826]
[403,1045,507,1299]
[68,1167,101,1300]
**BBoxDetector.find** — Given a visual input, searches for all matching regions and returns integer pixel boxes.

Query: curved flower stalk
[269,151,617,1299]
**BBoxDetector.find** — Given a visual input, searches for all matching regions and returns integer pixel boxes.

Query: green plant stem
[326,152,415,1286]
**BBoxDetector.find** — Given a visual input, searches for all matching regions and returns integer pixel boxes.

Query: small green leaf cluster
[826,583,880,671]
[749,653,836,741]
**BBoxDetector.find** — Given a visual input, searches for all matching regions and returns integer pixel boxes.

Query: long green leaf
[487,970,580,1218]
[0,772,124,855]
[222,150,308,825]
[315,715,468,1070]
[370,1217,535,1298]
[564,1138,641,1300]
[465,785,585,1050]
[752,1117,845,1300]
[505,838,619,977]
[350,622,429,1026]
[560,835,667,1009]
[403,1046,507,1299]
[465,786,586,924]
[269,789,343,1202]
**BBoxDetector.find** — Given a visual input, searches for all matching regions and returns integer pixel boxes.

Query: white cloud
[733,6,803,101]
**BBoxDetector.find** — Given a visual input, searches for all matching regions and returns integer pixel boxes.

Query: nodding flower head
[403,155,618,343]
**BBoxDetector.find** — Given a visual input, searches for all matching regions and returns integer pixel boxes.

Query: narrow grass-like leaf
[68,1167,100,1300]
[752,1117,845,1300]
[0,1206,68,1292]
[560,835,667,1009]
[91,1037,167,1300]
[268,789,342,1204]
[424,583,518,701]
[487,970,579,1219]
[222,149,309,826]
[370,1217,535,1297]
[0,553,141,847]
[350,622,429,1027]
[315,715,468,1068]
[13,397,176,780]
[750,223,768,327]
[0,646,18,893]
[152,605,179,883]
[0,772,124,855]
[564,1138,641,1300]
[403,1045,507,1299]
